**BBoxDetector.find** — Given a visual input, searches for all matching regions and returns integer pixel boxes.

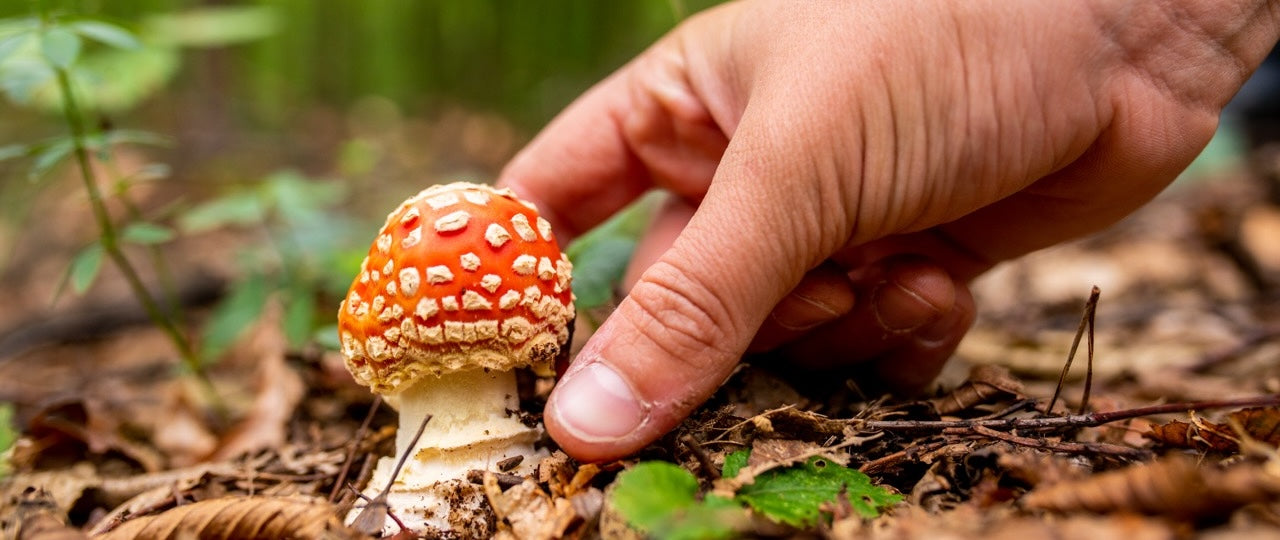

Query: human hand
[498,0,1280,462]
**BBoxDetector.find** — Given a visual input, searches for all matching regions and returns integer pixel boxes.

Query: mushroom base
[350,368,547,536]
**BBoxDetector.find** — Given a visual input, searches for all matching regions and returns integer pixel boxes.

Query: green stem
[51,62,225,418]
[112,170,186,328]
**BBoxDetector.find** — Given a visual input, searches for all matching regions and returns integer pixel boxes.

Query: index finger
[498,68,653,241]
[497,33,729,242]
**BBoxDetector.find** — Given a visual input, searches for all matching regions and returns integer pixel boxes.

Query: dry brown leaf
[91,495,354,540]
[1146,418,1239,452]
[747,439,845,470]
[1022,454,1280,518]
[994,446,1092,487]
[0,463,99,523]
[1231,406,1280,446]
[5,487,89,540]
[537,451,575,497]
[929,364,1026,415]
[1146,407,1280,452]
[151,387,218,467]
[754,406,847,440]
[19,398,164,472]
[483,474,577,540]
[833,504,1177,540]
[208,306,305,461]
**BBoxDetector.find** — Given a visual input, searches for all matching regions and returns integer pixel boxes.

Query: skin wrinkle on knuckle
[624,260,739,369]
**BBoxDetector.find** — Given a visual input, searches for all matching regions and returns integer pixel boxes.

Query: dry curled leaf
[5,487,89,540]
[483,474,578,540]
[1022,454,1280,519]
[752,406,844,440]
[91,496,354,540]
[1146,407,1280,452]
[929,364,1027,415]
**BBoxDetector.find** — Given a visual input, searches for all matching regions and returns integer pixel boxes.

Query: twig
[966,425,1148,458]
[857,395,1280,433]
[1048,287,1099,413]
[1080,287,1098,413]
[467,470,524,489]
[680,434,721,480]
[970,398,1038,421]
[858,441,949,474]
[349,413,432,537]
[330,396,382,502]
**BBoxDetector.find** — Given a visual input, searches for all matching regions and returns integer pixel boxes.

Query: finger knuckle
[624,260,741,369]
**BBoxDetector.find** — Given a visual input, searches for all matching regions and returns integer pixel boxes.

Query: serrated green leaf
[69,20,140,50]
[121,222,175,245]
[40,27,81,68]
[201,273,268,360]
[736,456,902,526]
[613,462,700,528]
[68,243,104,294]
[180,192,266,232]
[722,449,749,478]
[282,288,315,347]
[612,462,742,540]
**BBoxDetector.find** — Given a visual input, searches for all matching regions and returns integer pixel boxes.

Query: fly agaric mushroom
[338,182,574,537]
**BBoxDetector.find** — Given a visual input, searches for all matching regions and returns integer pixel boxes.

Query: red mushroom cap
[338,182,575,394]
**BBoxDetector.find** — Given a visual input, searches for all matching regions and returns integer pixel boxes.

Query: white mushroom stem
[354,369,546,536]
[389,368,544,484]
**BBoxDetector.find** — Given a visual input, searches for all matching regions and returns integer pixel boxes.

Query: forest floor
[1,149,1279,539]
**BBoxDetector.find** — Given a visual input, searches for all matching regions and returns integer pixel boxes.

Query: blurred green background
[0,0,718,362]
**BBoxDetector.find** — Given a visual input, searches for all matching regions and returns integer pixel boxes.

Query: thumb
[544,125,826,462]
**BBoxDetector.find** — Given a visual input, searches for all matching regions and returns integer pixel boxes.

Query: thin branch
[967,424,1148,458]
[856,395,1280,433]
[330,396,382,502]
[1048,286,1099,413]
[1080,286,1099,413]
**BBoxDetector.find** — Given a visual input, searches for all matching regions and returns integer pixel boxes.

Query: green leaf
[611,462,742,540]
[613,461,700,529]
[121,222,175,245]
[69,20,140,50]
[68,243,104,294]
[40,27,81,68]
[201,273,269,360]
[735,456,902,526]
[1,59,54,105]
[565,192,660,310]
[0,33,31,65]
[103,129,172,147]
[567,236,634,310]
[29,138,72,180]
[0,143,29,162]
[722,449,749,478]
[179,191,266,232]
